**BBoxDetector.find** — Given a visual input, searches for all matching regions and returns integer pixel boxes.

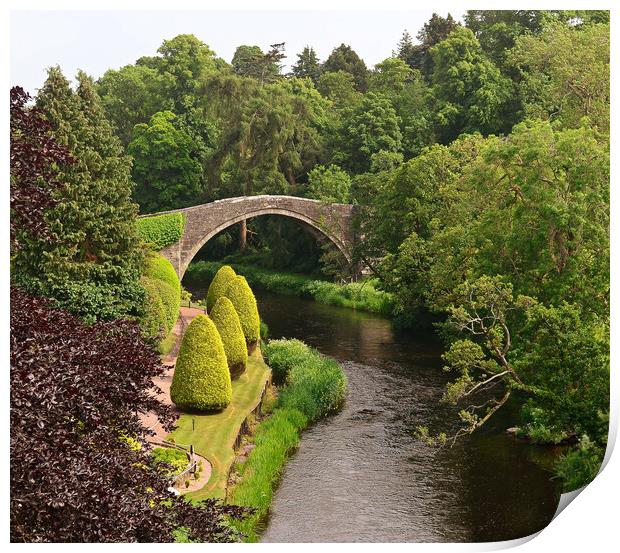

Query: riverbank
[184,260,393,316]
[226,339,347,542]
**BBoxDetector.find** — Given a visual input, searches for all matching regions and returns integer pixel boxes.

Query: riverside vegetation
[10,9,609,543]
[186,260,394,315]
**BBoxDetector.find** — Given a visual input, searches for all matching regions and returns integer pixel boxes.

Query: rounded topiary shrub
[206,265,236,312]
[144,252,181,296]
[139,277,167,341]
[224,275,260,352]
[152,278,179,334]
[170,314,232,411]
[210,297,248,379]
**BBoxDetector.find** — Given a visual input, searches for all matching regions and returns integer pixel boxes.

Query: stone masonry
[149,195,357,280]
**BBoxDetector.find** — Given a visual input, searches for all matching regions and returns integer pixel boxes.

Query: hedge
[139,277,167,341]
[224,275,260,348]
[136,212,185,251]
[206,265,237,312]
[170,314,232,411]
[210,297,248,379]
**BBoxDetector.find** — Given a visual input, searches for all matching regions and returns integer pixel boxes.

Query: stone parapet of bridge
[146,195,356,280]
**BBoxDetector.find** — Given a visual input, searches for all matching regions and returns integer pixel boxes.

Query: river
[188,284,563,542]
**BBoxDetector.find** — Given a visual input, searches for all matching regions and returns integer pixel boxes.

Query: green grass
[227,339,347,541]
[185,260,394,315]
[167,350,271,500]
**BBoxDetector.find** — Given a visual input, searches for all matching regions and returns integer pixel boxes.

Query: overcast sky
[11,9,465,94]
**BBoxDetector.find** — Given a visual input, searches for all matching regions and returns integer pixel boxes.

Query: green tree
[232,43,285,84]
[464,10,544,71]
[211,296,248,379]
[401,13,460,78]
[292,46,321,83]
[369,57,414,97]
[322,43,369,92]
[306,164,351,203]
[151,34,220,112]
[333,92,402,173]
[317,70,362,110]
[128,111,203,212]
[15,68,144,323]
[170,314,232,411]
[430,26,515,141]
[510,22,610,131]
[96,64,174,146]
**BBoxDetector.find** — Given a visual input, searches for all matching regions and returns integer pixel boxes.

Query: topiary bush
[170,314,232,411]
[144,252,181,296]
[142,252,180,335]
[137,212,185,251]
[224,275,260,352]
[206,265,237,312]
[152,278,179,334]
[210,297,248,379]
[139,277,167,340]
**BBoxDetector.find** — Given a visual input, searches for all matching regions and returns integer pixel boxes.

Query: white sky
[10,9,465,94]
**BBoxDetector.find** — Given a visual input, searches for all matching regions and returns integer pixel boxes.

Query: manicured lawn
[167,350,271,500]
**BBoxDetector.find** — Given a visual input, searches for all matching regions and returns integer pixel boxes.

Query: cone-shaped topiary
[170,314,232,411]
[206,265,236,312]
[144,251,181,296]
[224,275,260,352]
[211,297,248,379]
[152,279,179,334]
[139,277,167,340]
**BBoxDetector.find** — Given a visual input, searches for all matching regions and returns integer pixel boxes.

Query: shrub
[152,279,179,334]
[142,252,180,334]
[139,277,167,340]
[225,276,260,349]
[206,265,237,312]
[555,435,604,492]
[144,252,181,296]
[137,212,186,251]
[210,297,248,379]
[170,314,232,411]
[151,447,188,476]
[265,339,347,423]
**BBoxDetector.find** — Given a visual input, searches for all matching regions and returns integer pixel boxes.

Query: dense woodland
[10,10,609,541]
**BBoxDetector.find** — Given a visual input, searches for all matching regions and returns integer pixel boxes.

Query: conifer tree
[292,46,321,84]
[13,68,144,323]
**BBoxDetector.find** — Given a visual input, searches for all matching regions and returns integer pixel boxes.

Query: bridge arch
[150,195,356,280]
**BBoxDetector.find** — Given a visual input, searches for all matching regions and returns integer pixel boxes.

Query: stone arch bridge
[149,195,357,280]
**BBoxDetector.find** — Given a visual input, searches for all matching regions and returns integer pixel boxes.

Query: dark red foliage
[10,86,74,249]
[10,288,248,542]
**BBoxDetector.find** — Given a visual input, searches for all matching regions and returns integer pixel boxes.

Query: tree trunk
[239,219,247,251]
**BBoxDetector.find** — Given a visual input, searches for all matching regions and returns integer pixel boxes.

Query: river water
[188,284,562,542]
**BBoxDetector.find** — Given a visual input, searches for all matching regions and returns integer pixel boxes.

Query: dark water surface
[189,284,562,542]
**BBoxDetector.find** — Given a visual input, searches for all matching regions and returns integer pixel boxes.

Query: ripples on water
[187,285,561,542]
